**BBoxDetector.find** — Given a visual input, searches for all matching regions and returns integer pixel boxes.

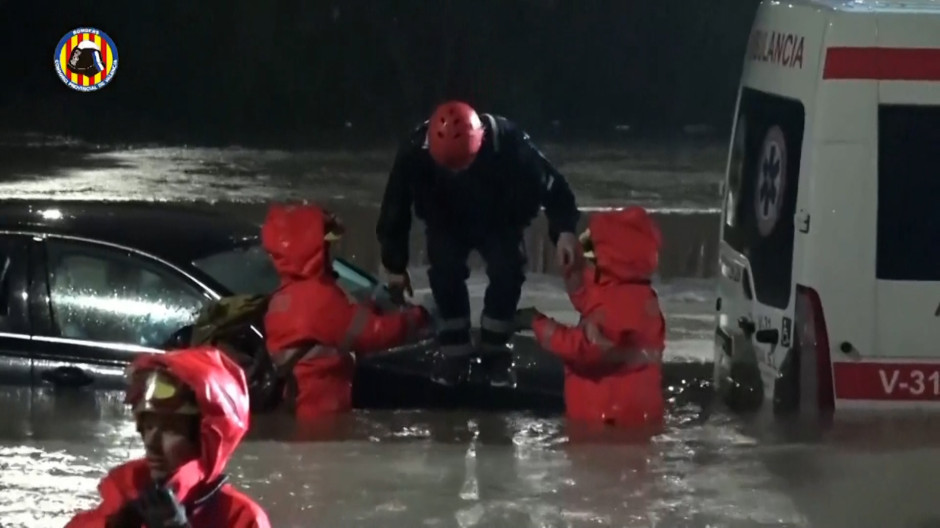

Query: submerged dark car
[0,200,566,415]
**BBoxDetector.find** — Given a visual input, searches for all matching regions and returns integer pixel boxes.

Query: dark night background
[0,1,760,148]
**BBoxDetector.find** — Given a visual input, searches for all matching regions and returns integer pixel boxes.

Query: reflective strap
[480,315,514,334]
[438,317,471,332]
[339,305,370,352]
[188,474,230,514]
[440,343,474,357]
[582,320,662,366]
[600,346,662,366]
[307,345,340,359]
[584,320,661,366]
[273,345,338,375]
[536,315,662,366]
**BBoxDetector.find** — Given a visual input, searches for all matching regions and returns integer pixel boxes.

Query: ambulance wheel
[722,360,764,413]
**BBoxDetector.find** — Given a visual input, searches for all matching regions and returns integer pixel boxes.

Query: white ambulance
[713,0,940,414]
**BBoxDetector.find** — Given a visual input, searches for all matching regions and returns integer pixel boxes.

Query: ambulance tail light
[795,285,834,411]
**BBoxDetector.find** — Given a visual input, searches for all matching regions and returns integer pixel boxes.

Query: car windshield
[192,243,387,301]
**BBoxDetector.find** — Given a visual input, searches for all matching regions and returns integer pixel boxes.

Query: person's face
[137,411,200,482]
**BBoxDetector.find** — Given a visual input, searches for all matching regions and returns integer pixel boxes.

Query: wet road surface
[0,136,725,211]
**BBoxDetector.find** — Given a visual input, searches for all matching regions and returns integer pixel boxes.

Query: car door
[0,234,35,391]
[30,236,213,393]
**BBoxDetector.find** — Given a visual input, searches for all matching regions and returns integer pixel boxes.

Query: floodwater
[1,136,939,528]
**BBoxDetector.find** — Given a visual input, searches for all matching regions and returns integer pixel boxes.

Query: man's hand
[386,270,414,305]
[323,209,345,241]
[555,231,581,272]
[131,485,190,528]
[514,307,543,330]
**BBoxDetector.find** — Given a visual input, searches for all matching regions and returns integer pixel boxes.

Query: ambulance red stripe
[834,362,940,400]
[823,47,940,81]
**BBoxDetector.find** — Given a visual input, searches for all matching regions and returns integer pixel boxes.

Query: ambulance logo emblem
[54,28,119,92]
[755,125,787,237]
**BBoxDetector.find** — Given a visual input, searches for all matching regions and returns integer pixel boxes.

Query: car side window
[333,258,391,304]
[44,240,208,348]
[0,236,29,334]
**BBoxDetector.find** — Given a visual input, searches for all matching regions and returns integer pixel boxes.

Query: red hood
[261,203,329,282]
[129,347,250,489]
[589,206,662,282]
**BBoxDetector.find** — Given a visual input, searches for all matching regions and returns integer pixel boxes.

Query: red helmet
[427,101,485,171]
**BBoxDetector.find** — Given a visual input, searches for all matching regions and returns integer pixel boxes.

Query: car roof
[0,200,261,265]
[796,0,940,13]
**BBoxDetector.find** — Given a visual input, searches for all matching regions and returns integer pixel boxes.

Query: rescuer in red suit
[515,206,666,428]
[262,203,430,420]
[66,346,271,528]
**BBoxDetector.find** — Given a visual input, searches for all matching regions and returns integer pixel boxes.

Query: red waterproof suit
[66,347,270,528]
[531,207,666,427]
[262,204,427,419]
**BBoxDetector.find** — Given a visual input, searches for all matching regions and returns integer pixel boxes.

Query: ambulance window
[721,88,805,309]
[877,105,940,281]
[723,114,747,230]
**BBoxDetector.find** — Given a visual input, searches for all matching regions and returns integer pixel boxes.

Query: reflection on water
[7,382,940,527]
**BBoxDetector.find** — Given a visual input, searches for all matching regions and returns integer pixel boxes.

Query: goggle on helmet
[128,368,199,415]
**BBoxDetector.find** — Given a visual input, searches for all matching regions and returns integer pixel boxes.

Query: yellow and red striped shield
[54,28,119,91]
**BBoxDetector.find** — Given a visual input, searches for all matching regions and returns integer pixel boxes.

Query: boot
[478,330,517,388]
[429,343,473,387]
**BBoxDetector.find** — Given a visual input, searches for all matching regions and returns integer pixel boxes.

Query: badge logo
[54,28,119,92]
[754,125,787,237]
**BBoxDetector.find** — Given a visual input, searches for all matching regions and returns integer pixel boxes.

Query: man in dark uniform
[376,100,582,387]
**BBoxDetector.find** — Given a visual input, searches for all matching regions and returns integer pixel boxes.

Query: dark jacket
[376,114,580,274]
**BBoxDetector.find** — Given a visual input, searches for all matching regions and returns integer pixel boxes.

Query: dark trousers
[426,229,526,354]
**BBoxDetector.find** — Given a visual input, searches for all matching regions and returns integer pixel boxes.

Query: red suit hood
[589,206,662,283]
[129,347,250,499]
